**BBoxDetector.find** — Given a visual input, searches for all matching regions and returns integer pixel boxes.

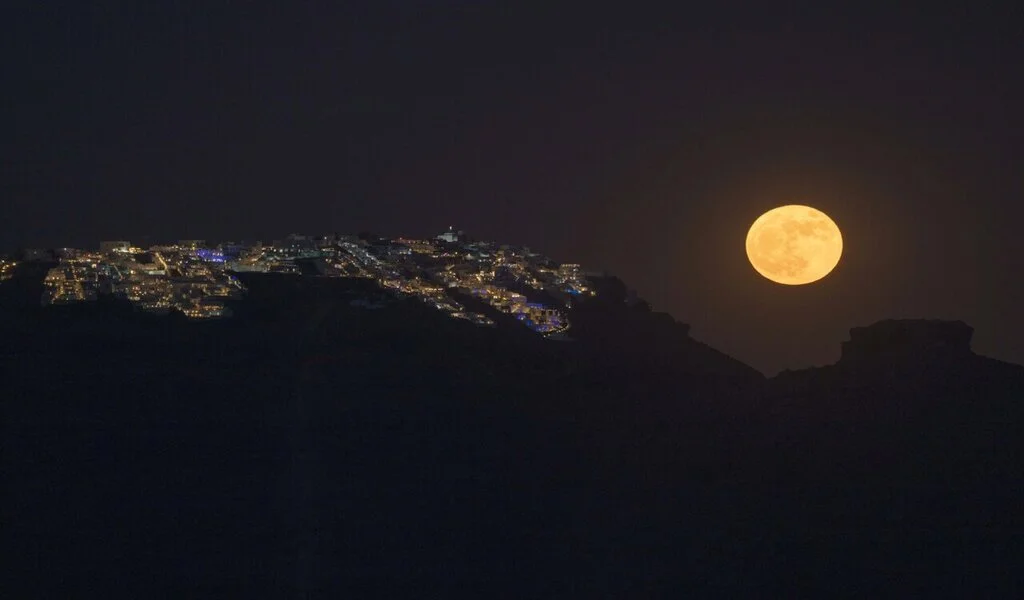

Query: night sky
[4,3,1023,374]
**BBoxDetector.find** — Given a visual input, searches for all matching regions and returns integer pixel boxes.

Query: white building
[436,226,465,243]
[99,241,131,253]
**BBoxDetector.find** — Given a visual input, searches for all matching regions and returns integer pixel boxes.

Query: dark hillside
[3,276,1022,596]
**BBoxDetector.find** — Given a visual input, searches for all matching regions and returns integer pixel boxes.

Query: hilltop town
[5,227,595,334]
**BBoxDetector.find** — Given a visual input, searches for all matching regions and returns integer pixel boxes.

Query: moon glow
[745,205,843,285]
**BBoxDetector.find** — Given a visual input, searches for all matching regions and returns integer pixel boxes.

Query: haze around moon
[745,205,843,285]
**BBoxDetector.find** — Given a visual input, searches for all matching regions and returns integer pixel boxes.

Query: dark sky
[4,2,1023,373]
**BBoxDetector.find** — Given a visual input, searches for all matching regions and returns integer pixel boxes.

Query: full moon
[745,205,843,285]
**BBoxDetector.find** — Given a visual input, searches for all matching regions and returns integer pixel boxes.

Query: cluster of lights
[0,259,20,282]
[41,246,241,319]
[28,230,597,333]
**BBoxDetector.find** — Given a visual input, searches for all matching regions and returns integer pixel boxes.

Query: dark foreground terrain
[3,271,1023,596]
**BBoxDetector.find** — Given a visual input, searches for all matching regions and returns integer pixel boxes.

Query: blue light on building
[196,249,225,263]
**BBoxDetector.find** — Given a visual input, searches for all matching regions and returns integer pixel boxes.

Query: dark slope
[722,320,1024,596]
[760,320,1024,487]
[3,275,1023,596]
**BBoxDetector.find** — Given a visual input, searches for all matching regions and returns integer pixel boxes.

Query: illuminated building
[436,226,465,244]
[0,259,18,282]
[100,241,132,253]
[195,248,225,263]
[394,238,438,255]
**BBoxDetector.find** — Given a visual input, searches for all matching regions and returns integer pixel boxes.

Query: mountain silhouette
[2,271,1022,596]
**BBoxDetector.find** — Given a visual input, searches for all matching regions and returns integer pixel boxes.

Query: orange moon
[745,205,843,285]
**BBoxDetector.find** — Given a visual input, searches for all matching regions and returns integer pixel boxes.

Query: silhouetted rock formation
[840,318,974,366]
[763,319,1024,488]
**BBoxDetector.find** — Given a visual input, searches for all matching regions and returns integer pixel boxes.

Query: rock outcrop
[839,318,974,366]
